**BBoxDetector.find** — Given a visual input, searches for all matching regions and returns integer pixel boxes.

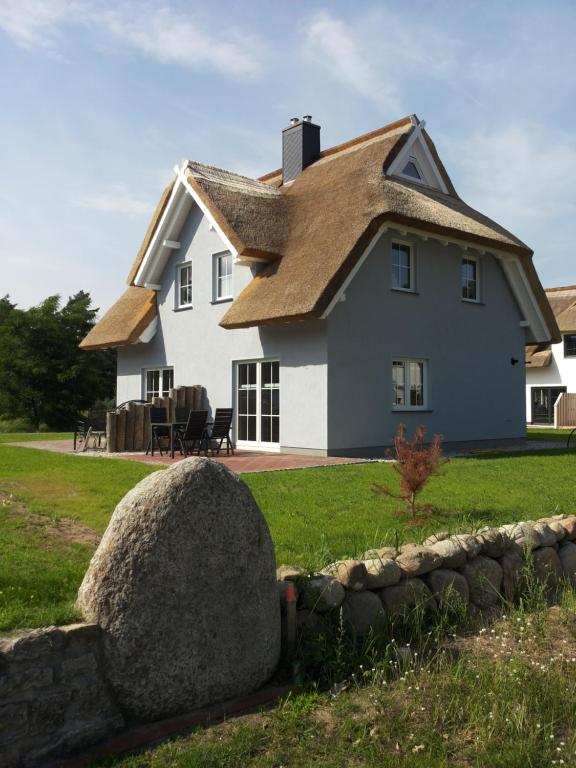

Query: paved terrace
[5,436,570,474]
[6,439,367,473]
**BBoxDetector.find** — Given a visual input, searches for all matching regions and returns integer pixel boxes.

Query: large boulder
[560,516,576,540]
[476,528,510,559]
[462,556,503,608]
[77,458,281,721]
[450,533,481,560]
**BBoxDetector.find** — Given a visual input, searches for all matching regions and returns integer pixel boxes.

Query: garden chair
[175,407,190,424]
[146,407,169,456]
[177,410,208,457]
[207,408,235,455]
[74,409,108,452]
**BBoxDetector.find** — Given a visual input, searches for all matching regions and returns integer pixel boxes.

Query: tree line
[0,292,115,431]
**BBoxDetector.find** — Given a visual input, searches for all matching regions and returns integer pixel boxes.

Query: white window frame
[143,367,174,401]
[175,261,193,309]
[212,251,233,302]
[461,255,480,303]
[235,358,280,451]
[399,155,425,184]
[391,358,429,411]
[391,240,415,293]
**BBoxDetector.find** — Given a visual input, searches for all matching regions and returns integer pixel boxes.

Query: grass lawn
[95,594,576,768]
[527,426,575,443]
[1,436,576,631]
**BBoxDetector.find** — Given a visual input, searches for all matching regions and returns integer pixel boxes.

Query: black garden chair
[73,409,108,452]
[207,408,235,456]
[177,410,208,457]
[146,407,170,456]
[174,407,191,424]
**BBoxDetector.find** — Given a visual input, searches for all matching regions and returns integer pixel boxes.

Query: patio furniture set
[146,407,235,458]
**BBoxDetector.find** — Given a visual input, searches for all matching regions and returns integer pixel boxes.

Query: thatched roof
[545,286,576,332]
[82,114,558,349]
[80,287,156,351]
[525,343,552,368]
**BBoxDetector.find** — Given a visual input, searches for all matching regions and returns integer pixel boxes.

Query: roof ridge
[545,285,576,293]
[187,160,271,186]
[258,115,415,182]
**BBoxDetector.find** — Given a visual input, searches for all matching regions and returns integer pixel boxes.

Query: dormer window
[401,158,423,181]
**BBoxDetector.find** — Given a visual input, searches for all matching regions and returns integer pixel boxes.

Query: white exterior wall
[525,337,576,421]
[117,204,328,452]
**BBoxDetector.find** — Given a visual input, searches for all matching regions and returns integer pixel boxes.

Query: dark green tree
[0,292,115,430]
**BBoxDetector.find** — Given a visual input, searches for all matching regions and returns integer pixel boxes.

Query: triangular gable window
[401,158,423,181]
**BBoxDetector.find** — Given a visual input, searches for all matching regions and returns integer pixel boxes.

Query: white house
[81,114,558,455]
[526,286,576,424]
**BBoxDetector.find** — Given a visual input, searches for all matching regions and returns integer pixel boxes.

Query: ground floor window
[392,358,428,409]
[144,367,174,401]
[236,360,280,445]
[564,334,576,357]
[531,386,566,424]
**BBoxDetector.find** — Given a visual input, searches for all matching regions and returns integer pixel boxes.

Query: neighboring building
[81,114,558,455]
[526,286,576,424]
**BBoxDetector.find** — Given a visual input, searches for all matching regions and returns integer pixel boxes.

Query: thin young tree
[372,424,447,523]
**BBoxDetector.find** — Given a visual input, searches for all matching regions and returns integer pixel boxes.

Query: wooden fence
[554,392,576,428]
[106,385,205,453]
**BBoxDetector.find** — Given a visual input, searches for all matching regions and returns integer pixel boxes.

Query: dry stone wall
[4,506,576,766]
[0,624,123,768]
[277,514,576,639]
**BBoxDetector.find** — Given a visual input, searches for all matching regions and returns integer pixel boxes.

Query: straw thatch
[80,287,156,351]
[545,286,576,332]
[525,344,552,368]
[82,114,558,349]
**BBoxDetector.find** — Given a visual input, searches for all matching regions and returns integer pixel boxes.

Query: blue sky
[1,0,575,313]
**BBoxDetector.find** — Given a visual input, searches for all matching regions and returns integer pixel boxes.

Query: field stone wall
[278,514,576,640]
[0,624,123,768]
[4,507,576,766]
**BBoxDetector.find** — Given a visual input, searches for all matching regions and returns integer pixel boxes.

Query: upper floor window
[391,242,414,292]
[176,262,192,309]
[213,251,233,302]
[461,256,479,302]
[564,334,576,357]
[401,157,423,181]
[145,367,174,401]
[392,358,428,410]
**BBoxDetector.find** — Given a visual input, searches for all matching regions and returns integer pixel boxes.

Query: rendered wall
[326,232,527,453]
[116,205,328,452]
[525,339,576,421]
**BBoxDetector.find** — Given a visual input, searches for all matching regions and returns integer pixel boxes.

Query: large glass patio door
[236,360,280,448]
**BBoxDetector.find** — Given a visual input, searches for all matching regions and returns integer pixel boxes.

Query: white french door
[236,360,280,450]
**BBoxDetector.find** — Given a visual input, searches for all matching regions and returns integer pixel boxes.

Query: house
[80,114,559,456]
[526,285,576,425]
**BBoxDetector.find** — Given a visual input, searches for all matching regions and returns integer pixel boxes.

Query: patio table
[150,420,214,458]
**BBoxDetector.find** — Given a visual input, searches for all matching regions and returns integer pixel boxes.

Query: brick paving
[6,439,366,474]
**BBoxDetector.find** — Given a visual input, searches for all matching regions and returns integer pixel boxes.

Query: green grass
[1,437,576,631]
[0,502,90,630]
[527,427,575,443]
[0,431,74,444]
[96,594,576,767]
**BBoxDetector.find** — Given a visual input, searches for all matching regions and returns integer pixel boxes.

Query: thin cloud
[0,0,264,79]
[0,0,77,51]
[100,5,263,79]
[73,186,154,217]
[305,11,401,112]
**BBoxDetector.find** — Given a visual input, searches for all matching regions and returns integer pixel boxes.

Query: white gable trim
[134,160,237,288]
[321,221,552,344]
[386,121,449,195]
[320,225,388,319]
